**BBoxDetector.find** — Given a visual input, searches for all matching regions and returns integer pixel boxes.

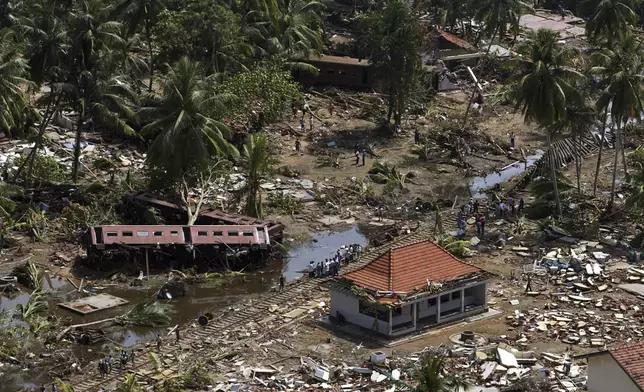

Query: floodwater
[281,226,368,281]
[432,150,545,199]
[2,226,369,390]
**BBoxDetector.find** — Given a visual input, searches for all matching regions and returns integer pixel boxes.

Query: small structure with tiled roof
[578,342,644,392]
[327,239,492,337]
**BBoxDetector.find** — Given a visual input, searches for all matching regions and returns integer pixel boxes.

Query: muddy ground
[0,86,636,390]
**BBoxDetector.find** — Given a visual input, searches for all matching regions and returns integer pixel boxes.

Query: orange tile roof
[343,240,481,293]
[438,31,475,50]
[609,342,644,390]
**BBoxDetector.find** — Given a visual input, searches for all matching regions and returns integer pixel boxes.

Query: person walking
[130,350,135,365]
[509,197,516,216]
[279,274,285,290]
[175,326,180,343]
[52,382,58,392]
[525,274,533,293]
[510,132,515,149]
[295,139,301,153]
[473,199,479,213]
[361,149,367,166]
[309,111,313,131]
[40,384,46,392]
[479,214,486,236]
[107,355,113,373]
[156,334,162,351]
[300,118,305,133]
[434,206,443,235]
[518,198,525,215]
[354,149,360,165]
[414,129,420,145]
[328,102,334,117]
[475,214,482,235]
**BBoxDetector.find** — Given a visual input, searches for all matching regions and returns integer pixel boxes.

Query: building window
[228,231,239,236]
[170,231,179,236]
[213,231,223,236]
[106,232,118,237]
[136,231,149,237]
[327,70,335,74]
[243,232,254,237]
[338,70,347,75]
[428,298,437,307]
[440,294,450,303]
[393,307,402,316]
[122,231,133,237]
[359,300,388,321]
[153,231,164,236]
[452,291,461,300]
[197,231,208,236]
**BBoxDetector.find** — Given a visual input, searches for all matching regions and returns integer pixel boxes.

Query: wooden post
[146,248,150,281]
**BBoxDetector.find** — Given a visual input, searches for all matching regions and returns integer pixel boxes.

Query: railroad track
[71,230,432,391]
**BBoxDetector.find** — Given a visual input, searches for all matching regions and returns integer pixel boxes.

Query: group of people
[354,145,367,166]
[309,244,363,278]
[97,349,135,378]
[455,196,526,237]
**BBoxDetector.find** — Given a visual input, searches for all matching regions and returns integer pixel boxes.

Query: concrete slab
[283,307,308,319]
[619,284,644,297]
[58,293,129,315]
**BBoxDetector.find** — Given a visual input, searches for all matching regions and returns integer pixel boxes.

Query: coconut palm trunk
[71,111,85,182]
[593,108,609,196]
[547,131,562,217]
[609,120,622,206]
[574,131,581,193]
[145,19,153,92]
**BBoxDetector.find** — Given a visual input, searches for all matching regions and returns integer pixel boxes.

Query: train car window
[106,232,118,237]
[197,231,208,236]
[137,231,149,237]
[213,231,223,236]
[228,231,239,236]
[153,231,164,236]
[243,232,254,237]
[170,231,179,236]
[122,231,133,237]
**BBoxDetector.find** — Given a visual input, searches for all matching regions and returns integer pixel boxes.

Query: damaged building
[327,239,492,337]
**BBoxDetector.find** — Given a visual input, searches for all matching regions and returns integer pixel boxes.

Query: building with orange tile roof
[578,342,644,392]
[327,239,492,337]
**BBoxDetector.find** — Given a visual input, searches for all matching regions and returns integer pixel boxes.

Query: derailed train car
[85,224,271,266]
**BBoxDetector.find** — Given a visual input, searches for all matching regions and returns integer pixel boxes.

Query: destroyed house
[86,224,271,259]
[578,342,644,392]
[327,240,491,337]
[295,55,371,88]
[124,191,283,241]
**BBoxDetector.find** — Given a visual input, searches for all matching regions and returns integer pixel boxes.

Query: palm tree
[115,374,144,392]
[13,2,70,183]
[590,34,644,205]
[555,104,596,193]
[138,57,238,185]
[112,0,166,91]
[250,0,324,70]
[579,0,638,45]
[507,28,585,217]
[0,28,32,137]
[416,357,447,392]
[475,0,533,52]
[55,378,76,392]
[242,133,271,218]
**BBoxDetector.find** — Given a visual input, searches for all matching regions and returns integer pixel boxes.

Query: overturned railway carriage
[122,191,284,242]
[86,224,271,266]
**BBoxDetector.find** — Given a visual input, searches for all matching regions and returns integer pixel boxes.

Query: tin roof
[305,55,370,67]
[343,240,481,292]
[438,31,475,50]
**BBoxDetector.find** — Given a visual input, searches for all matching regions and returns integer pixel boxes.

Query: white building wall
[587,354,641,392]
[391,304,414,326]
[417,298,438,319]
[330,289,389,333]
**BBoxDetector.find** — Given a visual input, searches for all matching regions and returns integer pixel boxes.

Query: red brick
[343,240,480,293]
